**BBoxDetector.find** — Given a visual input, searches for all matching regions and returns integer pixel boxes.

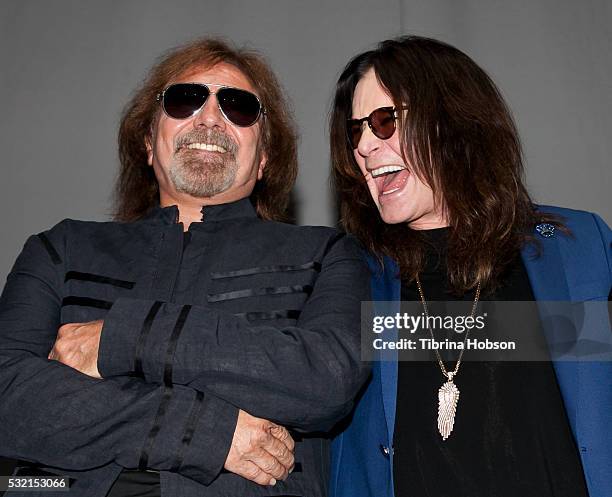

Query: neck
[158,191,220,230]
[408,212,450,230]
[160,202,201,231]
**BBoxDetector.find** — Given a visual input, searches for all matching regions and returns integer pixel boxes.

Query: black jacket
[0,198,371,497]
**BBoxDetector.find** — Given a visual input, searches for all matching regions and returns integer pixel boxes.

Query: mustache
[175,129,238,154]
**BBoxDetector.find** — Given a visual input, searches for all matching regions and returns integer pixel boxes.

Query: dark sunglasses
[347,106,405,149]
[157,83,265,127]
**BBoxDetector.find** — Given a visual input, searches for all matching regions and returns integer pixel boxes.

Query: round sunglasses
[157,83,265,127]
[347,106,406,149]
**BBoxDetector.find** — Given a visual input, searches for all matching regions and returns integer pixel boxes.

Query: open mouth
[179,142,228,153]
[370,165,409,196]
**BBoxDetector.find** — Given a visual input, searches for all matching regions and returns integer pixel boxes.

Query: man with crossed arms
[0,38,369,497]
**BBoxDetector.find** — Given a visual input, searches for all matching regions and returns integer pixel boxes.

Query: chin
[378,209,412,225]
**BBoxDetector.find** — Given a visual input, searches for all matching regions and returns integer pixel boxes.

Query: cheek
[413,178,435,205]
[353,153,368,176]
[159,118,191,145]
[235,129,259,158]
[387,134,404,160]
[352,154,379,204]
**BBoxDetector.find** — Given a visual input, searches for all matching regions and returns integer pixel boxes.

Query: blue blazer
[330,206,612,497]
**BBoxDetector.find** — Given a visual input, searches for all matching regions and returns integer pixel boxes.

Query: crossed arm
[0,229,370,485]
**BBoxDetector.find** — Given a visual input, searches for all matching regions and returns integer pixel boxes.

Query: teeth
[371,165,405,178]
[382,187,400,195]
[185,143,227,153]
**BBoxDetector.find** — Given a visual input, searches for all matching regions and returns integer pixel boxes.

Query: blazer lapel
[521,234,581,436]
[369,256,401,445]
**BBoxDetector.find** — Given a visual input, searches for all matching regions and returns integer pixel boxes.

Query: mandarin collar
[145,197,257,225]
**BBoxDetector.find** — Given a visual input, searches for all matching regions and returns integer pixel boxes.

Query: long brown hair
[115,37,297,222]
[330,36,562,294]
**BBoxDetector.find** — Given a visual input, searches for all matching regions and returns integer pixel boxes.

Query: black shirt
[393,228,588,497]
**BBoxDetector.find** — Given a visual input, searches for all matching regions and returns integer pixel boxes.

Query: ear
[256,151,268,180]
[145,135,154,166]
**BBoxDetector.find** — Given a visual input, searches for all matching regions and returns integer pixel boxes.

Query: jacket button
[380,444,392,458]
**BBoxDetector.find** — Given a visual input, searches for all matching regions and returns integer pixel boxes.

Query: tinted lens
[217,88,262,126]
[347,107,397,149]
[370,107,396,140]
[348,120,364,149]
[163,84,209,119]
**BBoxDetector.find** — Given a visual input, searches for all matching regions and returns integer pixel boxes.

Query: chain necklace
[415,276,482,440]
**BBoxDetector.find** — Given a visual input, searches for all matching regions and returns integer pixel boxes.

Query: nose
[356,123,382,158]
[192,94,226,131]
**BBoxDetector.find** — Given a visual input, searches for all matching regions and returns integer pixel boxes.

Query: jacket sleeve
[98,234,372,432]
[0,228,238,485]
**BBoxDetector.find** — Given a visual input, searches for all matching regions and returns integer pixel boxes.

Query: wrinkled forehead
[351,68,393,119]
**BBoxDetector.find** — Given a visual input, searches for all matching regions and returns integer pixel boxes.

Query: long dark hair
[115,37,298,222]
[330,36,562,294]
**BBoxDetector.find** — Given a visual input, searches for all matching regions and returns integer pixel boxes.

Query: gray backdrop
[0,0,610,282]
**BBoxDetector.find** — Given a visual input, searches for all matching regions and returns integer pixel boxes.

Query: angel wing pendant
[437,379,460,440]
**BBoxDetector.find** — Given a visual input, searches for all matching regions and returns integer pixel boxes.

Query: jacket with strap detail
[0,197,371,497]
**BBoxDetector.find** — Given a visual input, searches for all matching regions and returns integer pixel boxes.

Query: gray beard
[169,150,238,198]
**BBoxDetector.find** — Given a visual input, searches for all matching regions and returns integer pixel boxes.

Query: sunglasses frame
[157,82,266,127]
[347,106,408,149]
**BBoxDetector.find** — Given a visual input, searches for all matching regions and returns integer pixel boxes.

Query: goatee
[169,129,238,198]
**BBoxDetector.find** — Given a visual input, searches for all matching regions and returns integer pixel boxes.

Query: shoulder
[534,205,611,259]
[11,218,120,278]
[259,221,365,259]
[257,220,337,241]
[535,204,610,238]
[38,218,133,245]
[29,218,143,267]
[41,218,127,235]
[532,204,611,281]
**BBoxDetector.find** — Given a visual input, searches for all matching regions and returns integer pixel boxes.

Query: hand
[48,320,103,378]
[224,410,295,485]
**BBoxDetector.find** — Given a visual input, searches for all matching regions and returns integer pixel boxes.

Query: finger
[248,448,288,481]
[59,322,92,337]
[48,343,63,361]
[270,425,295,452]
[58,322,80,332]
[263,434,294,470]
[48,342,72,365]
[239,460,278,486]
